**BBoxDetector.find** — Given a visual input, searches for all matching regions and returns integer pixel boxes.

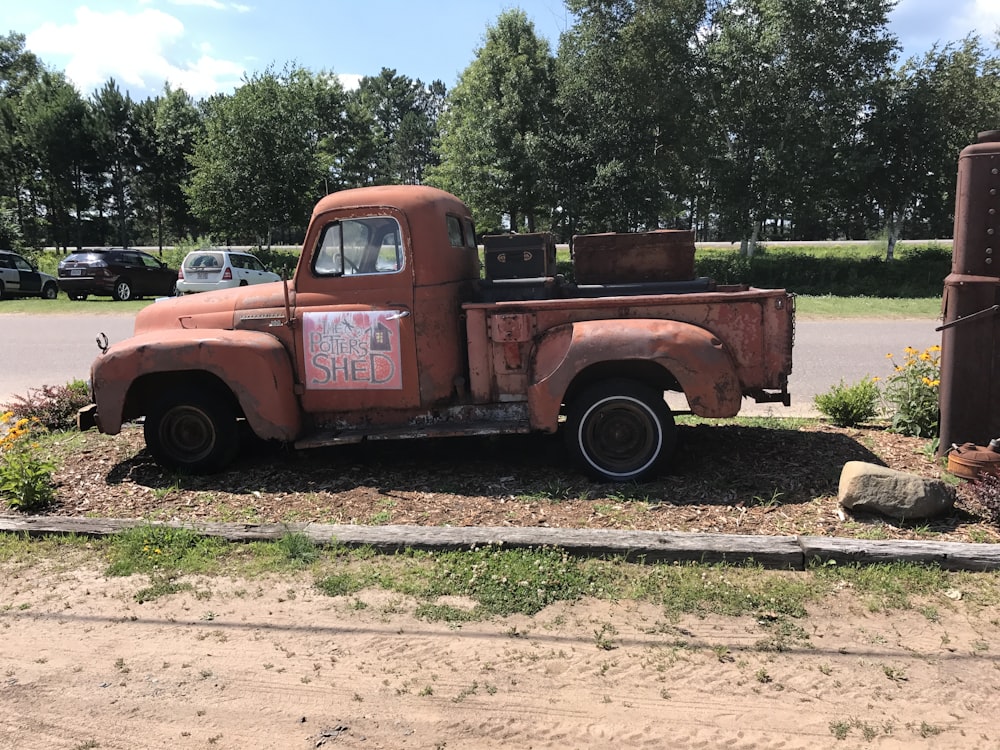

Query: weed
[918,721,943,738]
[106,526,228,577]
[414,603,479,622]
[755,668,772,683]
[276,532,319,566]
[593,622,618,650]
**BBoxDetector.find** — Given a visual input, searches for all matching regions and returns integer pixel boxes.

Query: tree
[186,66,334,245]
[865,37,1000,258]
[16,72,94,249]
[133,85,203,250]
[703,0,896,253]
[91,80,137,246]
[428,10,556,232]
[0,32,43,245]
[553,0,706,235]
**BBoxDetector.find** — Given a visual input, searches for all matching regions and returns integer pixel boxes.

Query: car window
[446,216,464,248]
[0,256,12,269]
[138,253,162,269]
[245,256,265,272]
[463,219,477,248]
[184,252,223,269]
[313,217,403,277]
[11,255,32,272]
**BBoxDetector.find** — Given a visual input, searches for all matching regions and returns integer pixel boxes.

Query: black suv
[57,248,178,301]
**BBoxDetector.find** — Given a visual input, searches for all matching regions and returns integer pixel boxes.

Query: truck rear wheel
[144,387,239,473]
[565,379,675,482]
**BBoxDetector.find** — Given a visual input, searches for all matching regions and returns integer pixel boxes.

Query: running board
[295,419,531,450]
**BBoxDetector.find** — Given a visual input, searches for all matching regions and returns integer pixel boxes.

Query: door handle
[385,310,410,321]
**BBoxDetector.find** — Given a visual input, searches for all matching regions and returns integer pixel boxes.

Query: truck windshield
[313,217,403,277]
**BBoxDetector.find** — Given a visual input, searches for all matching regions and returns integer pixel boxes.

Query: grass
[6,529,996,621]
[794,295,941,319]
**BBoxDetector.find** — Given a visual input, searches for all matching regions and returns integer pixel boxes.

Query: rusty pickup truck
[82,185,794,482]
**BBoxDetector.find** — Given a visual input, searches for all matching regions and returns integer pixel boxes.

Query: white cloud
[338,73,363,91]
[25,6,246,98]
[963,0,1000,40]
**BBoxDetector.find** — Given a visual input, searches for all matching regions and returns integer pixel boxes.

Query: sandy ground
[1,559,999,750]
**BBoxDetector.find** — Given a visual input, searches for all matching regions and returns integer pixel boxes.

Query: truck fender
[91,329,302,441]
[528,319,742,430]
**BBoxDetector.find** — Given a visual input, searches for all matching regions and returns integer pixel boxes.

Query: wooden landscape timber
[2,515,999,572]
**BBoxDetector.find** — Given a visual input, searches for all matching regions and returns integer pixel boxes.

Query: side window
[138,253,161,268]
[12,255,32,272]
[247,257,265,272]
[230,255,245,270]
[463,219,477,248]
[313,217,404,276]
[446,216,464,247]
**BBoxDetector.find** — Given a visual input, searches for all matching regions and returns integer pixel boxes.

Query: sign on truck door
[296,213,421,414]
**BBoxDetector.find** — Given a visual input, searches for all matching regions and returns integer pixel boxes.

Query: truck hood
[134,281,293,333]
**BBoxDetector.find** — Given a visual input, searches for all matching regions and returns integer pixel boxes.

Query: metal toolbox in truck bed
[483,233,557,280]
[572,230,696,284]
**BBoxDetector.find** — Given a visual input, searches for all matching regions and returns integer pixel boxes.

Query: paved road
[2,313,135,403]
[2,312,942,416]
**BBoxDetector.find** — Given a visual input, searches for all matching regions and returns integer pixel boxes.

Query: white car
[176,250,281,294]
[0,249,59,299]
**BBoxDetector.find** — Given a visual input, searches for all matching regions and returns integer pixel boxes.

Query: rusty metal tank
[938,131,1000,454]
[946,440,1000,479]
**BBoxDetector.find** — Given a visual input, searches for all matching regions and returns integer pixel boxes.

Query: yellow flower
[904,346,917,355]
[871,376,881,382]
[885,353,894,358]
[930,344,941,352]
[919,352,930,361]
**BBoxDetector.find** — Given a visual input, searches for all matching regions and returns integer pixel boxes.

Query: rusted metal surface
[91,329,301,440]
[573,230,696,284]
[528,318,743,430]
[939,132,1000,453]
[89,183,793,474]
[946,441,1000,480]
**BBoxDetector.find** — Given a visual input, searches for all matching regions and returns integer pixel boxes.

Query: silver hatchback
[176,250,281,294]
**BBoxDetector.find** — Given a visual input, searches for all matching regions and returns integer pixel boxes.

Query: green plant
[882,345,940,437]
[813,377,880,427]
[1,381,91,431]
[0,412,55,511]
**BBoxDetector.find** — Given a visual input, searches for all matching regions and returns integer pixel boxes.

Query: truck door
[295,214,420,414]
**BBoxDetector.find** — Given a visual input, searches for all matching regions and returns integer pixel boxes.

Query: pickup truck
[82,185,794,482]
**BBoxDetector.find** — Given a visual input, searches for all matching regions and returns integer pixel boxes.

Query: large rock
[838,461,956,520]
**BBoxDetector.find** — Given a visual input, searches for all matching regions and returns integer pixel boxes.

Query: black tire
[0,280,5,300]
[144,387,240,473]
[238,279,248,286]
[565,379,676,482]
[112,278,133,301]
[41,282,58,300]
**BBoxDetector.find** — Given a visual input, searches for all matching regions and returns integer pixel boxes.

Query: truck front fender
[528,319,742,430]
[91,329,302,441]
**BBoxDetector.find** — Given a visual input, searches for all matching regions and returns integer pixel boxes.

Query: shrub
[882,346,940,438]
[0,412,55,512]
[813,377,881,427]
[971,472,1000,526]
[1,380,90,431]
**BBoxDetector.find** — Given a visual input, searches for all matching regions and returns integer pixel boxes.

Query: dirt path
[2,560,998,749]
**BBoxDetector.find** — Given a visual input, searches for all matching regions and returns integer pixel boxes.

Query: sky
[6,0,1000,101]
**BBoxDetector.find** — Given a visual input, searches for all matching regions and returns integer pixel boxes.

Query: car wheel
[112,278,133,301]
[144,386,240,473]
[41,282,58,300]
[565,378,676,482]
[239,280,248,286]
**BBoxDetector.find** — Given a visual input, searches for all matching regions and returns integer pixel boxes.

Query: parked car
[0,249,60,300]
[57,248,177,301]
[176,250,281,294]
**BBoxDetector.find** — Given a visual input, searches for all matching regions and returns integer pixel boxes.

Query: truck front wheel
[565,379,676,482]
[144,387,239,473]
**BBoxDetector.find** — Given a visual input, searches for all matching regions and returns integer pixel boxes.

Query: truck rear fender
[528,319,742,430]
[91,329,301,441]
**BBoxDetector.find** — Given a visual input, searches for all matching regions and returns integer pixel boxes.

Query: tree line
[2,0,999,258]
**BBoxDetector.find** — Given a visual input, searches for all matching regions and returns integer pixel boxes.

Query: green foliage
[425,545,596,616]
[814,377,881,427]
[0,413,54,512]
[1,380,90,431]
[882,346,941,437]
[811,560,950,611]
[694,247,950,297]
[105,525,229,576]
[276,532,319,567]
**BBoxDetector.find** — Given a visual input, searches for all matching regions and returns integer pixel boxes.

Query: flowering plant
[0,411,55,511]
[882,345,940,438]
